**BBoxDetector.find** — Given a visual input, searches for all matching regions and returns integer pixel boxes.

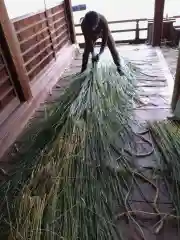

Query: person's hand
[117,66,124,76]
[92,54,99,63]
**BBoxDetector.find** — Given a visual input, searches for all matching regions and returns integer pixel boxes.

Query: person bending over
[81,11,123,75]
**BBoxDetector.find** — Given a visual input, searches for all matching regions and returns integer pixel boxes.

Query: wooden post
[64,0,76,44]
[0,0,32,101]
[135,20,140,43]
[171,45,180,111]
[43,0,57,59]
[152,0,165,46]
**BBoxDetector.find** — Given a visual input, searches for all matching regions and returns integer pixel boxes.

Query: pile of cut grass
[0,60,140,239]
[150,121,180,219]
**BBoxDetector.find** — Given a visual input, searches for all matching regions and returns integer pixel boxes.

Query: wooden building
[0,0,78,158]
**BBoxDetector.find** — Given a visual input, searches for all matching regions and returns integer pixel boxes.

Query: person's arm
[81,21,95,72]
[99,16,109,56]
[81,22,94,56]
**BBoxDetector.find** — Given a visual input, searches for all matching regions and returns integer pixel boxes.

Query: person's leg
[81,46,90,73]
[107,34,124,75]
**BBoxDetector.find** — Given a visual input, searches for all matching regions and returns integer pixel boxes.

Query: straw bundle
[0,60,139,239]
[150,121,180,219]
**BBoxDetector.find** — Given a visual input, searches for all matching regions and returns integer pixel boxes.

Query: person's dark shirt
[81,13,109,54]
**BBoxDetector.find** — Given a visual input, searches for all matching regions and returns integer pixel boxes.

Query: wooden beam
[64,0,76,44]
[0,0,32,101]
[171,45,180,111]
[152,0,165,46]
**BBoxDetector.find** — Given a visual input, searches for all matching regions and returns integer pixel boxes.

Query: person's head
[85,11,99,30]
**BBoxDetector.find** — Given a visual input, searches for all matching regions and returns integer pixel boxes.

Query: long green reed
[0,60,139,239]
[150,121,180,219]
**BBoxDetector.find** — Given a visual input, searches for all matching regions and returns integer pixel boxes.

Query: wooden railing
[75,18,148,46]
[75,16,180,47]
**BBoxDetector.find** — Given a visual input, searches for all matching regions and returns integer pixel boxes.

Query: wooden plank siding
[13,1,70,81]
[0,0,78,142]
[0,0,78,159]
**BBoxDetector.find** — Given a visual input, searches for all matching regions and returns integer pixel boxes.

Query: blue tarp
[72,4,86,12]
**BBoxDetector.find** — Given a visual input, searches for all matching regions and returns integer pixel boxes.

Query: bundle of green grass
[0,59,139,239]
[150,121,180,219]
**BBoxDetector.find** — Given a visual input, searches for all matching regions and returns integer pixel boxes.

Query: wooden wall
[0,0,75,126]
[0,47,19,114]
[0,0,78,159]
[13,2,70,81]
[0,0,73,124]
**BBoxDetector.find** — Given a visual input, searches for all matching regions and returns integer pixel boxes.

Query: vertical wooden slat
[0,0,32,101]
[64,0,76,44]
[44,0,57,59]
[135,20,140,43]
[152,0,165,46]
[171,45,180,111]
